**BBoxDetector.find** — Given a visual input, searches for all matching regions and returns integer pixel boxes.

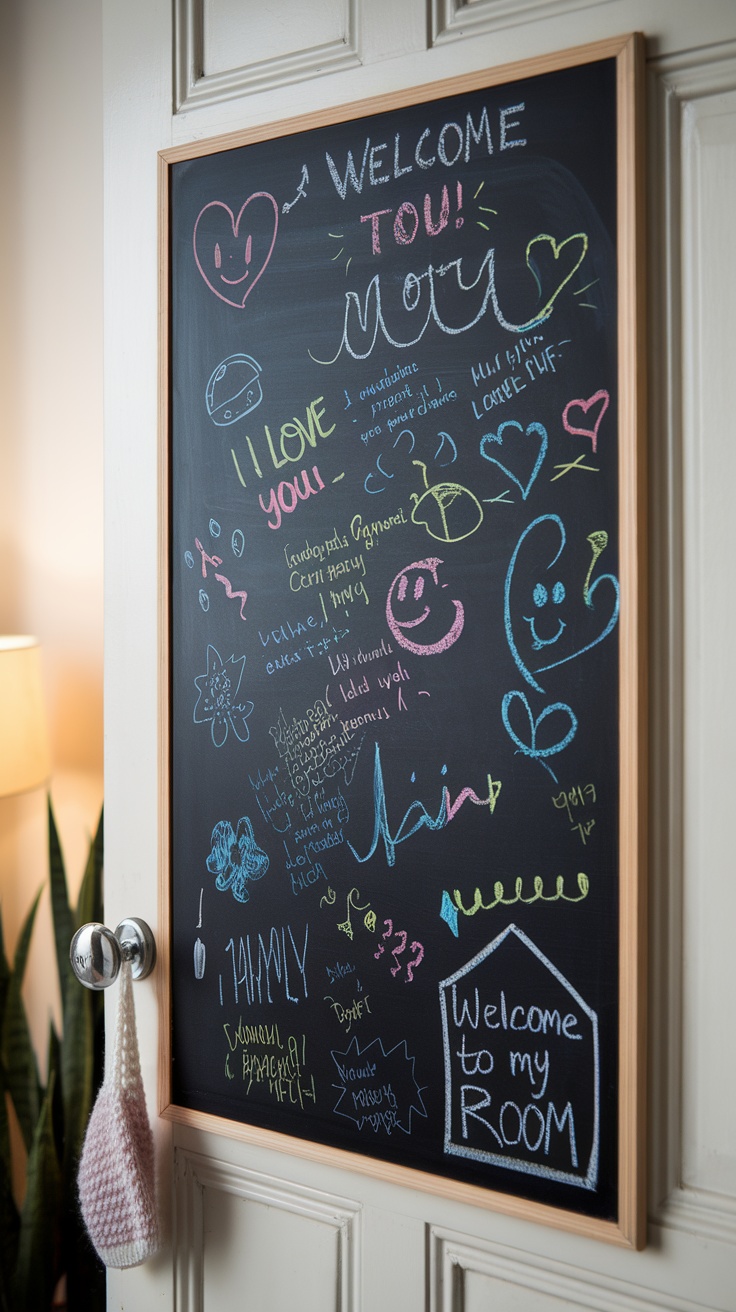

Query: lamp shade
[0,636,51,798]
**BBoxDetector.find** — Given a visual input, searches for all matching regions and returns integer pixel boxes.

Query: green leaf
[0,804,105,1309]
[0,1065,10,1185]
[0,1061,20,1304]
[46,1020,64,1168]
[1,891,42,1153]
[59,807,104,1178]
[0,909,10,1031]
[48,799,74,1018]
[12,1074,62,1312]
[60,975,93,1182]
[75,807,104,931]
[60,809,104,1182]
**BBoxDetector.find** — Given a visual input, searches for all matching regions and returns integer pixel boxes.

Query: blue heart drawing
[480,420,548,501]
[501,690,578,782]
[504,514,620,694]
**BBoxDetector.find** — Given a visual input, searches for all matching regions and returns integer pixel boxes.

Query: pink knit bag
[78,959,160,1268]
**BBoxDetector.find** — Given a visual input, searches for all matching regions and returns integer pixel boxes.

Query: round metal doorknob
[69,917,156,990]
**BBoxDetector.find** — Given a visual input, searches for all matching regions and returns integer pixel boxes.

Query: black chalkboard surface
[162,34,646,1245]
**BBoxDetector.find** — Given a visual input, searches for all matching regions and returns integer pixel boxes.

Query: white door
[103,1,736,1307]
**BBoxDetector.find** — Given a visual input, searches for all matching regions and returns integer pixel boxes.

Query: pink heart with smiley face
[562,389,610,454]
[193,193,279,308]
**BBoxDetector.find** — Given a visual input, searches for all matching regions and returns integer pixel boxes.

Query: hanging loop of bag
[78,959,160,1269]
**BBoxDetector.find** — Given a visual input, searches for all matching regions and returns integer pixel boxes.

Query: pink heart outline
[562,389,610,454]
[193,193,279,309]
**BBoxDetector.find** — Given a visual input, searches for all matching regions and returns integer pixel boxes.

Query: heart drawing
[480,420,548,500]
[501,690,578,781]
[193,193,279,308]
[523,231,589,327]
[562,389,610,454]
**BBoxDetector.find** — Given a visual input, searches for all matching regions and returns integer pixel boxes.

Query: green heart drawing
[523,231,589,327]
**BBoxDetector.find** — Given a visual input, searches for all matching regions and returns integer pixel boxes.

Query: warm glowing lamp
[0,636,51,798]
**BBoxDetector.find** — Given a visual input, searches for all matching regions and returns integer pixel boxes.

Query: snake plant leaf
[47,801,101,1180]
[1,805,104,1311]
[60,959,93,1184]
[48,799,74,1017]
[46,1019,64,1169]
[0,1059,20,1303]
[0,907,11,1226]
[12,1073,62,1312]
[60,807,104,1176]
[0,1048,10,1183]
[76,807,104,930]
[0,1258,11,1312]
[1,889,42,1153]
[0,910,10,1032]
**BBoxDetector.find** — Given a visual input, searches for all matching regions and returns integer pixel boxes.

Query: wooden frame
[158,33,647,1247]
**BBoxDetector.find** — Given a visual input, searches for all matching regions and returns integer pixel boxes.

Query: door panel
[103,0,736,1306]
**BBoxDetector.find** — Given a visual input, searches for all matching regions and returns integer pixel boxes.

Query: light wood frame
[157,32,647,1248]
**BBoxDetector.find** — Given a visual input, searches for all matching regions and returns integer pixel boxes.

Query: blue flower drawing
[207,815,270,903]
[193,645,254,747]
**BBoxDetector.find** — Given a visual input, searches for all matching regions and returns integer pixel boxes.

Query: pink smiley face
[193,193,279,309]
[386,558,465,656]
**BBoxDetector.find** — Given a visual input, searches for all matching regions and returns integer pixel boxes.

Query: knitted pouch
[78,959,160,1268]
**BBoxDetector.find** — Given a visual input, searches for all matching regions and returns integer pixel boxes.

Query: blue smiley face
[504,514,620,694]
[525,579,567,650]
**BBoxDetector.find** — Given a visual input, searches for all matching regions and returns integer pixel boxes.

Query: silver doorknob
[69,917,157,990]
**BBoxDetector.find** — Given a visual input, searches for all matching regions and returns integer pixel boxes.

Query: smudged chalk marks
[193,645,254,746]
[207,815,270,904]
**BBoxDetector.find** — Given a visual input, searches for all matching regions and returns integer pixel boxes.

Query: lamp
[0,636,51,798]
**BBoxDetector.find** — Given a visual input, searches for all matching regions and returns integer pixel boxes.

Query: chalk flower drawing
[193,644,254,747]
[207,815,269,903]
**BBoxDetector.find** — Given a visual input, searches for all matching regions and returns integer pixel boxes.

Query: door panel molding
[174,0,361,112]
[431,0,617,44]
[646,45,736,1245]
[428,1225,721,1312]
[174,1148,362,1312]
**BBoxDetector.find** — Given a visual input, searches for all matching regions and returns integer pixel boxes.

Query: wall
[0,0,104,1068]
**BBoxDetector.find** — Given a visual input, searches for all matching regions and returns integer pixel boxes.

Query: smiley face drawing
[386,558,465,656]
[193,193,279,308]
[504,514,620,694]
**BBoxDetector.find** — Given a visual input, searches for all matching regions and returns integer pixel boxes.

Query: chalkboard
[160,34,646,1245]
